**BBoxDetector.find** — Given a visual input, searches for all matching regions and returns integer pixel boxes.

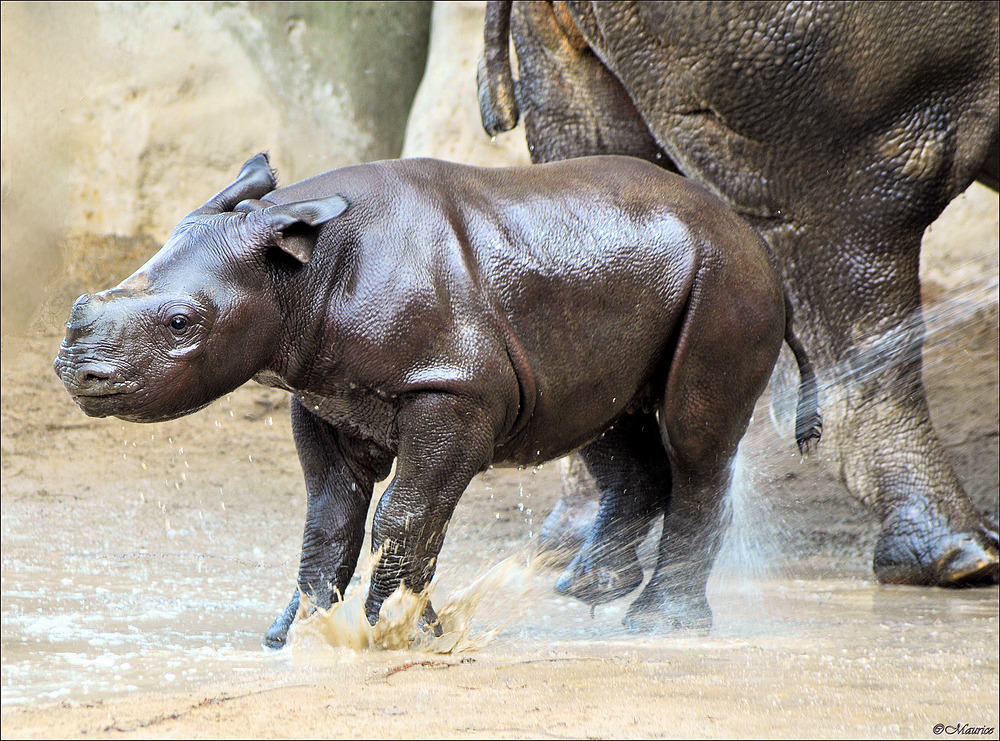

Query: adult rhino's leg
[511,0,671,559]
[764,218,999,587]
[555,411,668,605]
[974,133,998,192]
[510,1,665,166]
[265,398,393,648]
[508,0,999,590]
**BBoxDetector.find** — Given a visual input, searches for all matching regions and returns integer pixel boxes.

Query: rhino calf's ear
[263,196,349,263]
[194,153,278,218]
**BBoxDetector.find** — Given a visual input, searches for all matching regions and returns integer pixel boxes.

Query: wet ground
[2,189,998,737]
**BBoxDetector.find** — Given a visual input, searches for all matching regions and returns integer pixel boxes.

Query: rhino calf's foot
[623,589,712,635]
[264,590,301,649]
[364,591,444,641]
[418,601,444,638]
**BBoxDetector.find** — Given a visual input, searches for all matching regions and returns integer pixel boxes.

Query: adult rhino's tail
[784,293,823,454]
[478,0,519,135]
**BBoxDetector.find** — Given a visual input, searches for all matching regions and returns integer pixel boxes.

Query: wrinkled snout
[63,294,101,343]
[54,293,138,413]
[54,354,124,395]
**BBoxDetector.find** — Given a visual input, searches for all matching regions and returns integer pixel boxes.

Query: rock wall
[402,1,529,167]
[2,0,994,339]
[1,1,431,335]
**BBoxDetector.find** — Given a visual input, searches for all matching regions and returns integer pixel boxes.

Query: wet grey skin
[479,0,1000,587]
[54,153,820,647]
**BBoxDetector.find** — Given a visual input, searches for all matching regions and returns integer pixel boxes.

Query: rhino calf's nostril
[77,367,113,388]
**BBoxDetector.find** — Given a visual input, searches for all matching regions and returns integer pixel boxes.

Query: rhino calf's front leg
[265,397,393,648]
[364,393,498,628]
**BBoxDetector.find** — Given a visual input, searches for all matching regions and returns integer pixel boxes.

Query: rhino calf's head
[54,154,347,423]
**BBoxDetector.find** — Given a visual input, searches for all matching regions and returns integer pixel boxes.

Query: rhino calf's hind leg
[555,411,668,605]
[624,464,734,633]
[625,264,783,632]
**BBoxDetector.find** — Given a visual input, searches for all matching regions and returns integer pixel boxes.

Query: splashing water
[809,277,995,408]
[287,553,544,655]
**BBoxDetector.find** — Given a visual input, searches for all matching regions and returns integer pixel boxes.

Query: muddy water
[2,232,998,735]
[3,450,998,729]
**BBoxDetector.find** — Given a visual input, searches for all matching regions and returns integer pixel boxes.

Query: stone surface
[402,1,530,166]
[1,1,430,334]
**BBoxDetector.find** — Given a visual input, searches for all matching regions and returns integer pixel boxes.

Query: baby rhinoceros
[54,153,821,647]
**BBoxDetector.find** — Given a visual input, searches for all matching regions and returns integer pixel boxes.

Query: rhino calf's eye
[169,316,189,332]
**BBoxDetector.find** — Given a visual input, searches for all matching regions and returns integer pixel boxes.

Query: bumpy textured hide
[479,0,999,585]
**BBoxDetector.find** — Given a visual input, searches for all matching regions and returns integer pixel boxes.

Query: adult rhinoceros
[478,0,999,587]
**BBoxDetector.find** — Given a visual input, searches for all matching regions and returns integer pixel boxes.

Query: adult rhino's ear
[260,196,349,263]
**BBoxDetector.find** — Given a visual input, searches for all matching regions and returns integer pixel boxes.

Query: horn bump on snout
[64,293,110,339]
[66,294,94,330]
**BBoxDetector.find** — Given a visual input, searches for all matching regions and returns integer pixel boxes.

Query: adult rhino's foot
[623,587,712,634]
[554,544,644,605]
[264,590,301,649]
[874,520,999,587]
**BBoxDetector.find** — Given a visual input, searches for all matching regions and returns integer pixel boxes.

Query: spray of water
[286,551,546,655]
[787,277,998,418]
